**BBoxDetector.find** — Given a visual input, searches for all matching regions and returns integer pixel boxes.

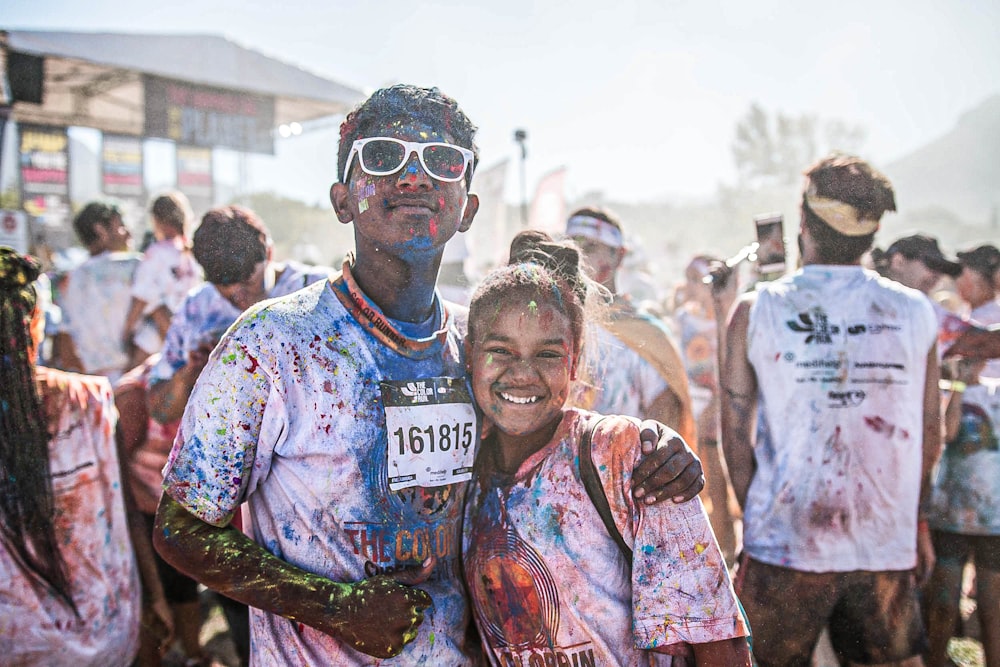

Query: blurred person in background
[672,253,740,564]
[923,356,1000,667]
[955,245,1000,378]
[721,155,938,667]
[148,205,334,426]
[565,206,697,451]
[122,191,203,367]
[51,201,152,383]
[872,236,1000,366]
[870,234,962,298]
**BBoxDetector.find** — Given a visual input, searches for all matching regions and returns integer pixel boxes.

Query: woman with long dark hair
[0,246,142,665]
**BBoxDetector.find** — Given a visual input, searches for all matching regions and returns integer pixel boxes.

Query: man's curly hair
[337,84,479,187]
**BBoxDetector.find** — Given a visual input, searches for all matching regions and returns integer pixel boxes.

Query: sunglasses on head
[343,137,474,184]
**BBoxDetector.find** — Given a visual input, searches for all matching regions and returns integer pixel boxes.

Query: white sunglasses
[342,137,475,184]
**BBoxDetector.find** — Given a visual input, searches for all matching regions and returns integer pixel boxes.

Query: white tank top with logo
[744,265,937,572]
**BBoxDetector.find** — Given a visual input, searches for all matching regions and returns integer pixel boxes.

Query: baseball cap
[885,235,961,277]
[957,244,1000,278]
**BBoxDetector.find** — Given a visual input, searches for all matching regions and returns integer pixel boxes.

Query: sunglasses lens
[422,144,468,180]
[360,139,407,174]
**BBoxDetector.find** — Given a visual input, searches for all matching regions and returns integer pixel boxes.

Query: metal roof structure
[2,29,365,140]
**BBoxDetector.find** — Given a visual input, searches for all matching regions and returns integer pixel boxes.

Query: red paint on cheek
[430,218,438,237]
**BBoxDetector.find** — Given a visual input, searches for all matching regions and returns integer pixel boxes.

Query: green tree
[732,104,867,188]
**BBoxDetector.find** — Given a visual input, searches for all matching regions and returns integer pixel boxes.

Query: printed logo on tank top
[785,307,903,345]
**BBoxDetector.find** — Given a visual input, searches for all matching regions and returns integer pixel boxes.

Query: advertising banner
[0,210,30,253]
[19,124,71,228]
[144,74,276,154]
[102,134,145,198]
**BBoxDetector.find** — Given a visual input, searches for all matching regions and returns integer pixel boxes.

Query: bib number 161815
[392,421,474,456]
[382,378,478,491]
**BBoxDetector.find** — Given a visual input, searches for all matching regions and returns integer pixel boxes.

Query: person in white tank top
[719,155,940,667]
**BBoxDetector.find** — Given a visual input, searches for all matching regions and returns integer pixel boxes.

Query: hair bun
[508,230,589,304]
[0,247,42,290]
[509,230,581,270]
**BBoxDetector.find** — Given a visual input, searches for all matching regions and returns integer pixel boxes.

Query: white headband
[804,191,880,237]
[565,215,624,249]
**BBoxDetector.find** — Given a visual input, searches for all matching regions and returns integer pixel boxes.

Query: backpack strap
[579,416,632,568]
[581,415,755,659]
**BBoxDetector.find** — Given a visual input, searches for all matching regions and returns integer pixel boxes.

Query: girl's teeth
[501,392,538,404]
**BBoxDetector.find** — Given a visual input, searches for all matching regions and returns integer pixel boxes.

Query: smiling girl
[462,231,750,666]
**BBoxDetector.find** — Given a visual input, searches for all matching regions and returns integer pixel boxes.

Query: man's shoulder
[241,279,345,333]
[273,261,337,296]
[180,281,225,309]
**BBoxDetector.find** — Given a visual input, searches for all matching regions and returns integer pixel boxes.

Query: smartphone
[753,213,786,275]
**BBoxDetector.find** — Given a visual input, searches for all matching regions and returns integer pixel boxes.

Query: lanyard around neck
[332,255,450,355]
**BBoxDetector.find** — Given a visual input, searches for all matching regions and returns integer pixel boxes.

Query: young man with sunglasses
[154,85,704,665]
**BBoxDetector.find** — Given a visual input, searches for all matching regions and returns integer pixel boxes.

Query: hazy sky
[5,0,999,205]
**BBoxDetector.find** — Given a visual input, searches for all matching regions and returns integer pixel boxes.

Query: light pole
[513,128,528,227]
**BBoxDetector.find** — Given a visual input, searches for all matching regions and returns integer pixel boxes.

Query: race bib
[382,378,477,490]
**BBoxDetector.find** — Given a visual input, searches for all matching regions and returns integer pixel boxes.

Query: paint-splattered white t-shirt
[928,379,1000,535]
[162,272,480,666]
[463,409,748,667]
[149,260,334,387]
[572,323,669,417]
[56,250,141,380]
[1,368,140,665]
[744,265,937,572]
[130,237,203,352]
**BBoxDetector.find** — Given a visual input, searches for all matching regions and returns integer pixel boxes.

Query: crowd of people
[2,83,999,667]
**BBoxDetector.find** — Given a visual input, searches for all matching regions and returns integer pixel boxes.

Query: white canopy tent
[1,29,364,141]
[0,29,365,250]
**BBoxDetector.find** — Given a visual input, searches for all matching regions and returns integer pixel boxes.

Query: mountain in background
[549,94,1000,297]
[886,94,1000,232]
